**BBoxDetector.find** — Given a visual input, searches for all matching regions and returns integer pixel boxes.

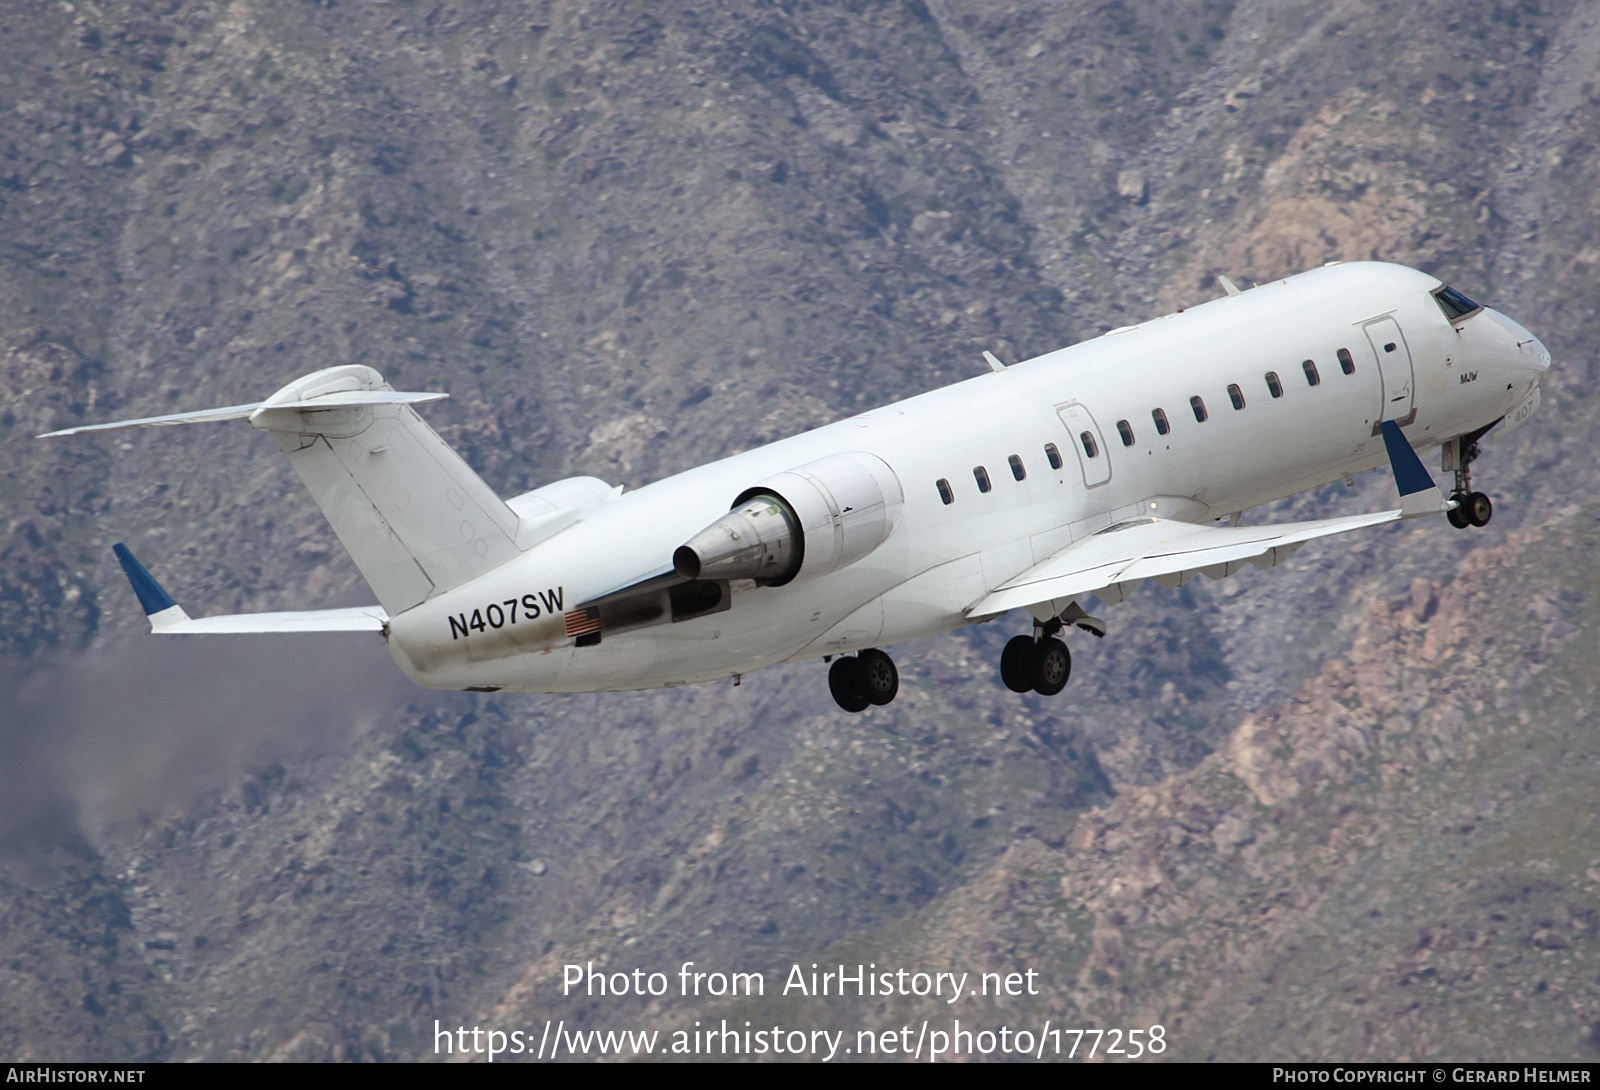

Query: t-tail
[42,364,558,630]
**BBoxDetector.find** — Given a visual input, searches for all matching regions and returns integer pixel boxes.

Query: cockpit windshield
[1433,285,1483,322]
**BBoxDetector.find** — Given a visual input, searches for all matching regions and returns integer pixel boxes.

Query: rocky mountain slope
[713,501,1599,1062]
[2,0,1597,1061]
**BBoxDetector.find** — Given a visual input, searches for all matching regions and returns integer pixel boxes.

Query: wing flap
[970,510,1400,617]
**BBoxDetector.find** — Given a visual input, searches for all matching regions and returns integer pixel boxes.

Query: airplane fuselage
[384,261,1548,693]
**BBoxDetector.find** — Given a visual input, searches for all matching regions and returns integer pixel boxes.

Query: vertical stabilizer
[249,365,520,614]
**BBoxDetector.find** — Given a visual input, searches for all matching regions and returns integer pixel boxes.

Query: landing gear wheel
[1000,635,1036,693]
[1466,491,1493,528]
[1449,424,1495,529]
[1029,637,1072,696]
[828,657,870,713]
[856,648,899,706]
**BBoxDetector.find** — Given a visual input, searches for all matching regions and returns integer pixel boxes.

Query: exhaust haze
[0,632,411,848]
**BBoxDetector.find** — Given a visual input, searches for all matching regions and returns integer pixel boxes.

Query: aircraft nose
[1510,329,1548,380]
[1489,308,1551,378]
[1527,333,1552,375]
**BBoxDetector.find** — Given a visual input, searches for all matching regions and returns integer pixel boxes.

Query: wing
[154,607,390,634]
[113,543,388,634]
[972,415,1451,617]
[969,509,1400,618]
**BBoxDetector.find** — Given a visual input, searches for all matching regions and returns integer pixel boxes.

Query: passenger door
[1364,317,1415,422]
[1055,402,1112,488]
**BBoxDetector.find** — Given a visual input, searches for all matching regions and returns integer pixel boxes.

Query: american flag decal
[564,606,601,637]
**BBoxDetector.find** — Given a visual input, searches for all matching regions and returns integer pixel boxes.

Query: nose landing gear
[1446,425,1495,529]
[827,648,899,712]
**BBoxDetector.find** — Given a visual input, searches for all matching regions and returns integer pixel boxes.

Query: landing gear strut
[1447,426,1494,529]
[1000,617,1074,696]
[828,648,899,712]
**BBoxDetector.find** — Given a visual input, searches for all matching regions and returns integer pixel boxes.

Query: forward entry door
[1056,402,1112,488]
[1364,316,1415,422]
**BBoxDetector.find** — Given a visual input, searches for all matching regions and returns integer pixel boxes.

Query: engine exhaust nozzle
[673,494,802,585]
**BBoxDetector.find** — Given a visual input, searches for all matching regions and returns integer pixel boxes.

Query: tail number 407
[448,588,565,640]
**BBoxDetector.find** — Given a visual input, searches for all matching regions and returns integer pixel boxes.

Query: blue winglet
[112,543,177,616]
[1379,420,1436,497]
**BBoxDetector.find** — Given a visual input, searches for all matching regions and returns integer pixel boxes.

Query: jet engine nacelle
[674,452,904,587]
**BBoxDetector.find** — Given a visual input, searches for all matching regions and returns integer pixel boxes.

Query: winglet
[1379,420,1448,518]
[982,350,1007,373]
[112,544,191,630]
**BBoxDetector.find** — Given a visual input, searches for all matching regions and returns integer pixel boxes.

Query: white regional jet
[45,262,1548,711]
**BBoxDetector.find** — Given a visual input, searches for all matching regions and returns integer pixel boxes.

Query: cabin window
[1117,419,1135,446]
[1152,408,1170,436]
[1008,454,1026,481]
[974,466,991,493]
[1227,383,1245,410]
[1433,285,1482,322]
[1265,371,1283,399]
[1044,443,1062,470]
[1337,347,1355,375]
[1079,431,1099,459]
[1302,359,1320,387]
[936,478,954,505]
[1190,396,1208,423]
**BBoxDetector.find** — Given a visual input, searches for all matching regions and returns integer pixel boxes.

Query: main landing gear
[1001,632,1071,695]
[1002,608,1097,696]
[828,648,899,713]
[1445,426,1494,530]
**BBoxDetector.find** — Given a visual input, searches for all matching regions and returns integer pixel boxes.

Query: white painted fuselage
[384,262,1548,693]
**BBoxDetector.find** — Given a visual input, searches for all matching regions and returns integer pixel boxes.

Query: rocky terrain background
[0,0,1596,1062]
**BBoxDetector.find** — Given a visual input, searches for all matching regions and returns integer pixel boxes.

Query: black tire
[856,648,899,706]
[1467,491,1493,527]
[1030,637,1072,696]
[1000,635,1035,693]
[1446,498,1471,529]
[828,657,870,713]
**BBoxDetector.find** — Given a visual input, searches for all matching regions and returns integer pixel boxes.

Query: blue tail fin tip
[112,543,177,615]
[1379,419,1436,497]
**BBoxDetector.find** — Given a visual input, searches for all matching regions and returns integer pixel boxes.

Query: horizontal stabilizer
[112,543,386,634]
[970,509,1401,617]
[41,403,261,438]
[38,390,446,438]
[248,389,447,425]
